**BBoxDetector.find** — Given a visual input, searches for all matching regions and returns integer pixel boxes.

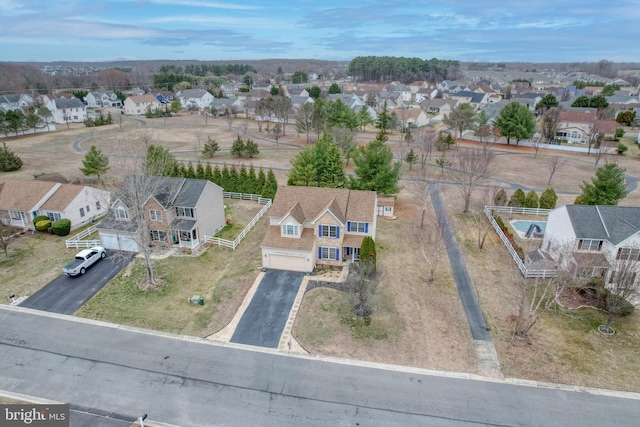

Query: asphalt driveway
[20,251,134,315]
[230,269,305,348]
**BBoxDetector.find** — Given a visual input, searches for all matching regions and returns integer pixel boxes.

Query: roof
[41,184,83,211]
[261,226,316,251]
[127,95,158,103]
[177,89,209,99]
[269,186,377,225]
[170,218,197,231]
[559,111,597,124]
[0,178,58,211]
[53,97,84,109]
[565,205,640,245]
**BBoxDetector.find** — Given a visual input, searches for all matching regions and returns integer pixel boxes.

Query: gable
[0,178,58,211]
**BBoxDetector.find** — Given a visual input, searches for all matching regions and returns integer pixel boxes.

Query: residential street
[1,306,638,427]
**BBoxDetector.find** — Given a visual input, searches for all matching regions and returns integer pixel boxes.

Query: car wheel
[101,252,106,259]
[80,267,86,275]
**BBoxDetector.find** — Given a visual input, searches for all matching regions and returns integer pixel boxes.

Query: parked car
[63,247,106,276]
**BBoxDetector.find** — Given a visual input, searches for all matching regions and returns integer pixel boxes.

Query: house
[420,98,458,116]
[542,205,640,285]
[555,111,617,144]
[123,95,161,115]
[175,89,215,110]
[97,177,225,252]
[395,108,429,128]
[155,91,175,104]
[260,186,378,272]
[0,94,35,112]
[210,98,244,115]
[0,178,109,230]
[84,91,122,108]
[42,94,87,124]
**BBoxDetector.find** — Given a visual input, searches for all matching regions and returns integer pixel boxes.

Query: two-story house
[260,186,378,272]
[97,177,225,252]
[542,205,640,286]
[84,91,122,108]
[175,89,215,110]
[123,95,161,115]
[43,94,87,124]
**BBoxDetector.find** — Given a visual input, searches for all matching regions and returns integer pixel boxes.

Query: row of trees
[493,188,558,209]
[0,107,52,136]
[348,56,460,83]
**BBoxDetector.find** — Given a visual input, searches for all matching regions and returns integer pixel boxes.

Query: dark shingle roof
[566,205,640,245]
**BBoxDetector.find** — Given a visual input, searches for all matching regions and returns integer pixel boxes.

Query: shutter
[336,227,340,238]
[365,223,369,233]
[347,222,351,232]
[318,225,322,236]
[335,248,340,260]
[318,247,322,259]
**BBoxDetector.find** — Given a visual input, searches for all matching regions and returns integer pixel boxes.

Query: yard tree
[37,106,52,131]
[288,149,317,186]
[599,249,640,334]
[524,190,539,208]
[80,145,110,181]
[508,188,526,207]
[292,71,307,84]
[196,162,206,180]
[357,106,374,131]
[359,236,377,267]
[540,107,560,144]
[170,99,182,114]
[261,168,278,199]
[493,188,508,206]
[375,101,392,132]
[0,142,23,171]
[404,148,418,170]
[448,145,495,213]
[345,259,380,317]
[244,138,259,158]
[256,168,266,195]
[294,102,315,144]
[535,93,559,114]
[327,126,356,165]
[539,188,557,209]
[145,144,176,176]
[307,85,321,99]
[325,99,359,130]
[231,135,245,157]
[415,127,438,167]
[545,156,566,185]
[288,135,345,187]
[350,130,401,196]
[201,137,220,158]
[328,82,341,94]
[576,163,627,205]
[494,101,536,145]
[442,102,477,142]
[616,110,636,126]
[0,183,10,256]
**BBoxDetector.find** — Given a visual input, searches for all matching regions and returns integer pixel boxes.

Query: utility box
[188,295,204,305]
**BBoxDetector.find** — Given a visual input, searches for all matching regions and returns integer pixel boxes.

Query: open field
[2,115,640,391]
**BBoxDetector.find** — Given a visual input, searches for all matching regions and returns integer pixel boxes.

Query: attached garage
[267,254,307,272]
[100,232,139,252]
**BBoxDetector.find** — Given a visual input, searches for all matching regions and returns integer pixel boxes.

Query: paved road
[231,269,304,348]
[1,307,639,427]
[19,252,133,315]
[429,184,491,342]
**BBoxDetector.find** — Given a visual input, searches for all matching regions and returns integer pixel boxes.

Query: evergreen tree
[228,166,239,192]
[0,142,23,171]
[328,82,342,94]
[238,164,249,193]
[186,162,196,179]
[359,236,377,267]
[524,190,539,208]
[493,188,508,206]
[204,163,214,182]
[195,162,205,180]
[256,168,266,195]
[202,137,220,158]
[494,101,536,145]
[170,162,181,177]
[321,139,346,187]
[212,165,222,186]
[247,165,258,194]
[576,163,627,205]
[178,162,188,178]
[350,131,401,196]
[262,168,278,199]
[231,135,246,157]
[404,148,418,170]
[508,188,526,207]
[375,101,391,132]
[244,139,260,158]
[79,145,109,180]
[288,148,318,186]
[145,144,176,176]
[220,164,231,190]
[539,188,558,209]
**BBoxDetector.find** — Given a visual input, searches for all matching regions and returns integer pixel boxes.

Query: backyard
[2,114,640,392]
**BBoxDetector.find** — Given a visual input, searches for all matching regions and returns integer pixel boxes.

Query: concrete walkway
[429,183,502,377]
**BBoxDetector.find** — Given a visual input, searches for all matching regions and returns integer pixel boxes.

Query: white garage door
[100,233,139,252]
[268,254,306,272]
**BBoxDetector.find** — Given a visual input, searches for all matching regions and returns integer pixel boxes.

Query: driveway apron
[230,270,305,348]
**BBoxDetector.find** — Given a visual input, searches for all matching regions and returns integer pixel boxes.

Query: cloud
[149,0,262,10]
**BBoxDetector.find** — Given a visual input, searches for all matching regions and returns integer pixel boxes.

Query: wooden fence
[65,225,101,249]
[483,206,558,278]
[205,193,272,249]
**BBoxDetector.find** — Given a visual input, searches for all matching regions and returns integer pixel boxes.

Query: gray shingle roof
[566,205,640,245]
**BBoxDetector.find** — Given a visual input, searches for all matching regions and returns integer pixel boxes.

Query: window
[578,239,603,251]
[282,223,299,237]
[319,224,339,238]
[348,221,368,233]
[150,230,167,241]
[86,205,90,213]
[47,212,61,221]
[79,207,85,218]
[176,207,194,218]
[319,247,339,260]
[149,209,163,222]
[115,207,129,220]
[616,247,640,261]
[96,201,101,211]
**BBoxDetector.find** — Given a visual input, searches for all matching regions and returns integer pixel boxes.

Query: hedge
[32,215,49,225]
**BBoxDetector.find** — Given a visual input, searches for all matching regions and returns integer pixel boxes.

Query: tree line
[348,56,460,83]
[159,64,255,76]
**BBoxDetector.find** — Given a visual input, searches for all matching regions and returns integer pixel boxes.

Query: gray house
[98,177,225,252]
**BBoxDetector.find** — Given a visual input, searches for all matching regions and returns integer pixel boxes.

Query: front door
[352,247,360,262]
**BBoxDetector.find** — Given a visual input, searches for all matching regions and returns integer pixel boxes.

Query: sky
[1,0,638,63]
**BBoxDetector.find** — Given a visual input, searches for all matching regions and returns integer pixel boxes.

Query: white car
[63,246,106,276]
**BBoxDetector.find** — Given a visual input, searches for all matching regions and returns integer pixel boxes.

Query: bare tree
[599,247,640,335]
[540,107,560,144]
[415,126,438,167]
[193,129,203,153]
[414,212,445,282]
[448,146,495,213]
[592,140,613,167]
[294,102,314,144]
[345,260,381,317]
[225,107,235,130]
[111,132,183,290]
[0,183,12,256]
[545,156,566,185]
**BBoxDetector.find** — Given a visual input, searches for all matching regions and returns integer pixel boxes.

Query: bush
[51,218,71,236]
[539,188,558,209]
[615,128,624,138]
[524,190,539,208]
[35,219,51,231]
[360,236,377,267]
[32,215,49,225]
[508,188,525,207]
[493,189,508,206]
[617,143,628,155]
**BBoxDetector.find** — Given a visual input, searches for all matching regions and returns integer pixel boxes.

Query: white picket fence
[483,206,558,278]
[65,225,101,249]
[205,193,272,249]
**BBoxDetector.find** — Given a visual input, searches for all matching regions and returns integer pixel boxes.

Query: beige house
[0,178,109,230]
[260,186,378,272]
[396,108,429,128]
[123,95,161,115]
[555,111,617,144]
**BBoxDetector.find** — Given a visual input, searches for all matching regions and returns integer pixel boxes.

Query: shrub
[615,128,624,138]
[508,188,525,207]
[539,188,558,209]
[35,219,52,231]
[524,190,539,208]
[617,143,628,155]
[51,218,71,236]
[493,189,508,206]
[32,215,49,225]
[360,236,377,267]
